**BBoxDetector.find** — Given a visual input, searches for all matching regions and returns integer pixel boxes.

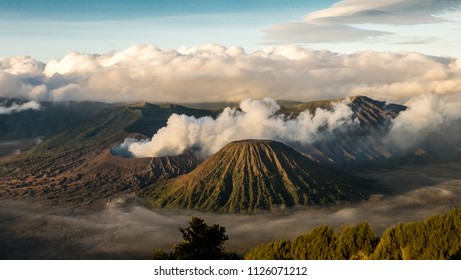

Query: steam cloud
[115,92,461,158]
[0,100,41,115]
[386,93,461,153]
[115,98,357,158]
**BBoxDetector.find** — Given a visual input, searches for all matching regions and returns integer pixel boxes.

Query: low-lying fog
[1,162,461,259]
[0,138,42,158]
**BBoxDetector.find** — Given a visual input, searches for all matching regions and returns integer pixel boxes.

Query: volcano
[142,139,365,213]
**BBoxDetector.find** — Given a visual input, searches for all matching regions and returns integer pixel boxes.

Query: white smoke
[386,93,461,152]
[119,98,358,158]
[117,93,461,159]
[0,100,41,115]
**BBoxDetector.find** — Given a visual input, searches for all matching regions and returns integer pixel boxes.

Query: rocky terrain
[287,96,407,166]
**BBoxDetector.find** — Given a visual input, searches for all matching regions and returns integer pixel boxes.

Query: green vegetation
[245,207,461,260]
[152,217,241,260]
[374,207,461,260]
[152,207,461,260]
[245,222,377,260]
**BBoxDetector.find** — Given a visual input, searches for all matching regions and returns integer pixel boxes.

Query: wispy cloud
[306,0,460,25]
[264,22,391,44]
[0,100,41,115]
[265,0,461,44]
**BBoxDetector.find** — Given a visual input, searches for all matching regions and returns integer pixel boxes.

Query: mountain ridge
[0,104,207,204]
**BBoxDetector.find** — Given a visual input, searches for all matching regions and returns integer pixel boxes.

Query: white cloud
[265,0,461,44]
[0,100,41,114]
[1,44,461,104]
[264,22,391,44]
[0,56,45,75]
[307,0,460,25]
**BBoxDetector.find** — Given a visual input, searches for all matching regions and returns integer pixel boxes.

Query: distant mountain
[0,103,211,204]
[0,98,113,141]
[124,102,215,137]
[142,140,366,213]
[282,96,407,166]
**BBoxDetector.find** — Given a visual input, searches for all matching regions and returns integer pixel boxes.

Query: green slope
[142,139,366,213]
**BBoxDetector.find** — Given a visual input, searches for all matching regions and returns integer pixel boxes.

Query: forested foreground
[245,207,461,260]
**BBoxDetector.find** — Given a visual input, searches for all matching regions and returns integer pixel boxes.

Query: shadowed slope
[142,140,365,213]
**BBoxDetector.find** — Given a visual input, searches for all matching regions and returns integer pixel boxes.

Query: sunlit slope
[142,140,365,213]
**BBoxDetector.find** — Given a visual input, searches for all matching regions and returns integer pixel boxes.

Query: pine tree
[174,216,229,260]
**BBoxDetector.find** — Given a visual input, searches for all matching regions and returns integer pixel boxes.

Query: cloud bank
[2,44,461,104]
[0,100,41,115]
[117,98,357,158]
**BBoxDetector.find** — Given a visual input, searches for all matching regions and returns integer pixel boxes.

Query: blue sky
[0,0,460,61]
[0,1,330,19]
[0,0,332,60]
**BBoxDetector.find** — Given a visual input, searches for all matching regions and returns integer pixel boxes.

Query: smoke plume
[385,93,461,153]
[115,92,461,159]
[117,98,358,158]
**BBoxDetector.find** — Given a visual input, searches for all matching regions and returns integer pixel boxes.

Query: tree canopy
[152,216,240,260]
[174,217,229,260]
[245,207,461,260]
